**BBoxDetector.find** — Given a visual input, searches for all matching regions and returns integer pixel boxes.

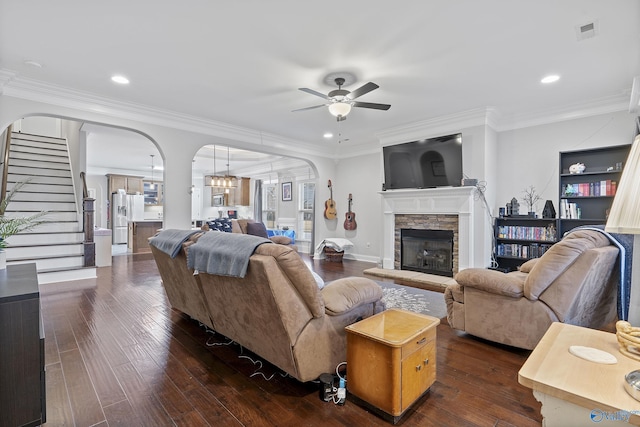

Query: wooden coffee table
[345,308,440,423]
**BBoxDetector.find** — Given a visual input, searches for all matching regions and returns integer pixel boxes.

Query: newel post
[83,197,96,267]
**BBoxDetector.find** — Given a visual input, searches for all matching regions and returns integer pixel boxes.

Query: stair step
[6,243,84,259]
[8,174,72,186]
[5,210,77,222]
[8,232,84,245]
[9,192,76,203]
[8,254,84,270]
[38,267,98,287]
[9,146,69,160]
[31,222,81,233]
[10,138,68,152]
[6,182,74,194]
[7,201,77,211]
[9,161,71,178]
[11,132,66,146]
[9,151,69,167]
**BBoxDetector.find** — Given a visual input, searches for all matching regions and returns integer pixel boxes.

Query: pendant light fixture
[149,154,155,190]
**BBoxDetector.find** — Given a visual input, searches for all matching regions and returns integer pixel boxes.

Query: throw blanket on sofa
[568,226,634,321]
[149,229,200,258]
[187,231,272,278]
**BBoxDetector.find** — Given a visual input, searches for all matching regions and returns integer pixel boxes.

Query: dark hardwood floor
[40,253,542,427]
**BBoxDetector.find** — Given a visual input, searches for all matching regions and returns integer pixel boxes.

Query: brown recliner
[445,229,619,349]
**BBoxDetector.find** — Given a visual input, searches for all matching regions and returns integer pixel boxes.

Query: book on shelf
[560,199,581,219]
[562,180,617,197]
[496,224,556,241]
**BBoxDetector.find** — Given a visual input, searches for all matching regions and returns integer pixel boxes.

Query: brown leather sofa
[445,229,619,349]
[150,231,385,382]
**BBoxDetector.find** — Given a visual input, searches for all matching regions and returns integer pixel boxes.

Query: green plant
[0,180,48,249]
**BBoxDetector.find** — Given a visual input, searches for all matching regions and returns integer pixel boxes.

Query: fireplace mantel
[380,186,480,271]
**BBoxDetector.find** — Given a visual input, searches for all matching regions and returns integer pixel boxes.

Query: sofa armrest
[321,277,383,316]
[454,268,525,298]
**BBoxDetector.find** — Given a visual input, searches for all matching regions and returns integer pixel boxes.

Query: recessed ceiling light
[111,75,130,84]
[541,75,560,84]
[323,132,333,139]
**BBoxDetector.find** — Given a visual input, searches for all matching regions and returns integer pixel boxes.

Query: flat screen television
[383,133,463,189]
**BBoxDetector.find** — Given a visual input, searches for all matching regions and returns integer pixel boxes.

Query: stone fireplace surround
[380,186,481,273]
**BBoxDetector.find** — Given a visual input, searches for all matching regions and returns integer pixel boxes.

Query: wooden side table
[519,322,640,426]
[345,308,440,423]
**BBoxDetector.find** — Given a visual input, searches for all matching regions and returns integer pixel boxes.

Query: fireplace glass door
[401,229,454,277]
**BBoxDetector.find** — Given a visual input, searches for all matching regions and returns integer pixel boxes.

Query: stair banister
[80,171,96,267]
[1,124,12,205]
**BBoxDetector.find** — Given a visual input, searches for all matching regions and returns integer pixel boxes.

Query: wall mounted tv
[383,133,463,189]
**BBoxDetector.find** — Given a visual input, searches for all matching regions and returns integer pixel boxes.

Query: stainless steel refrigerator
[112,190,128,244]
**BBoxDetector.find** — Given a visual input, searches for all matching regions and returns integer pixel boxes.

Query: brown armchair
[445,229,619,349]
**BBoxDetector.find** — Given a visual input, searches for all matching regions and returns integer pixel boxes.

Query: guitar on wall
[344,193,357,230]
[324,180,338,220]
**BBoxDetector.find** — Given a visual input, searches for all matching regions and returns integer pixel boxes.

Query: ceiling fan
[293,77,391,121]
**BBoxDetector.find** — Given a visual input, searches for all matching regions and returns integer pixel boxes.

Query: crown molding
[0,70,331,159]
[495,93,630,131]
[376,107,499,146]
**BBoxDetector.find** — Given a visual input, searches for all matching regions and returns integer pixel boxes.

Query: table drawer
[402,328,435,359]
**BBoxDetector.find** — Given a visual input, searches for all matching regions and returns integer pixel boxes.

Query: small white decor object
[569,163,586,174]
[568,345,617,364]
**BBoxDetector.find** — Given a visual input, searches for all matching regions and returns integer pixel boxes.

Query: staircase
[3,132,96,284]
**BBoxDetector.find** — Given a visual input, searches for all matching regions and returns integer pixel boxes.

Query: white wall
[332,152,382,262]
[497,111,637,217]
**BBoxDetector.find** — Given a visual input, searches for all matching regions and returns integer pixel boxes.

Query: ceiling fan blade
[292,104,326,112]
[348,82,379,100]
[299,88,330,100]
[353,101,391,111]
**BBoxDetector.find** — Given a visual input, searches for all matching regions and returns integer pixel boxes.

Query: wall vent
[576,20,598,41]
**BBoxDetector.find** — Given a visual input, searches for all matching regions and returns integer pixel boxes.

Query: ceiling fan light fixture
[328,102,352,117]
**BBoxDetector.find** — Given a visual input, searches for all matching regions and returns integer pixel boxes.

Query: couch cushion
[254,243,325,318]
[519,258,538,273]
[321,277,383,315]
[246,221,269,238]
[524,230,610,300]
[454,268,525,298]
[270,235,292,245]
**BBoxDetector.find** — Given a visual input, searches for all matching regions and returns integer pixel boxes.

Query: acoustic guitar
[344,193,357,230]
[324,180,338,220]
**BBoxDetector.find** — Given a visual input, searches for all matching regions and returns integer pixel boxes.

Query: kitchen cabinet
[107,174,144,195]
[0,263,45,427]
[346,309,439,423]
[144,181,163,205]
[128,221,163,253]
[209,177,251,207]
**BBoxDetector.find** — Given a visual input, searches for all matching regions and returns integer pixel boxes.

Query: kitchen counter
[127,221,163,253]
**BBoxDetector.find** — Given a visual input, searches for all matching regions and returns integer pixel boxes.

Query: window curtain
[254,179,263,223]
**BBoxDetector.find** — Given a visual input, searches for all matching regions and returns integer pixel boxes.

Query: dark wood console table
[0,263,45,427]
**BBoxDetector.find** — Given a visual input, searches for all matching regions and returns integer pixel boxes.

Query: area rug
[376,281,448,319]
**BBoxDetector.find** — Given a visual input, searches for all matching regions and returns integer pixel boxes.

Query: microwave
[212,193,225,207]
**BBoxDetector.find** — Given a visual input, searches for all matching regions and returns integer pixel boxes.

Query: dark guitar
[344,193,357,230]
[324,180,337,220]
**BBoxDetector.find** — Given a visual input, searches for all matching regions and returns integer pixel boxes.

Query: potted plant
[522,186,542,217]
[0,180,48,269]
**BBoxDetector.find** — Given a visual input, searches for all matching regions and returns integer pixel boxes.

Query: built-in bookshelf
[494,217,558,272]
[558,144,631,236]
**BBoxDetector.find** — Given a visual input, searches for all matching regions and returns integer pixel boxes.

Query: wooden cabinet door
[126,177,144,194]
[110,175,127,192]
[401,340,436,411]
